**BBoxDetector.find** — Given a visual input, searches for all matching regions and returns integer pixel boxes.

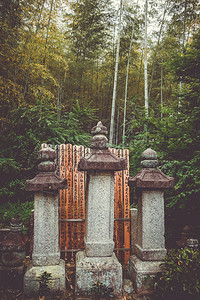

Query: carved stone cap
[26,145,67,192]
[0,215,25,252]
[129,148,174,189]
[78,121,126,171]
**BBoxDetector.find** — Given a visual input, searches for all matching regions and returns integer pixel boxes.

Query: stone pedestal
[24,260,66,296]
[23,145,67,296]
[128,148,174,292]
[75,122,126,297]
[76,251,122,295]
[129,255,164,291]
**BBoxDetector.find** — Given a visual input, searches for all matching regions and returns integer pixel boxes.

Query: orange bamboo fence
[57,145,130,264]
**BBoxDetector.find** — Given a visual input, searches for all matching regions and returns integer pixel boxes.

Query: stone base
[129,255,164,293]
[134,243,167,261]
[75,251,122,296]
[23,259,66,296]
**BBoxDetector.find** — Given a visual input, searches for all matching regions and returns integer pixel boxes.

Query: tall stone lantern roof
[26,145,67,192]
[78,121,126,171]
[129,148,174,189]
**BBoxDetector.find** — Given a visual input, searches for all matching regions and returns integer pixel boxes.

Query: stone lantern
[75,121,126,297]
[0,215,26,267]
[0,215,26,291]
[128,148,174,292]
[23,144,67,296]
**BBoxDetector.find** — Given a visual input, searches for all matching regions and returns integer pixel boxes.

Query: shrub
[90,281,114,299]
[153,247,200,299]
[0,200,34,234]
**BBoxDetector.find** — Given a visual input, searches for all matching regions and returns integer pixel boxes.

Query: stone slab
[85,240,115,257]
[130,208,138,255]
[134,243,167,261]
[129,255,164,293]
[32,192,60,266]
[85,172,115,257]
[75,251,122,296]
[23,259,66,296]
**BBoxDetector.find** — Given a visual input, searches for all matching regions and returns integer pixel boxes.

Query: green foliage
[153,248,200,299]
[38,271,52,298]
[0,200,34,234]
[126,32,200,242]
[0,100,94,207]
[90,281,115,299]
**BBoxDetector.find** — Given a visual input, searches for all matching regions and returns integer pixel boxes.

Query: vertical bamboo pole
[59,144,66,257]
[116,149,124,262]
[110,148,119,259]
[66,144,73,261]
[109,0,123,145]
[73,145,79,257]
[78,145,85,249]
[123,149,130,264]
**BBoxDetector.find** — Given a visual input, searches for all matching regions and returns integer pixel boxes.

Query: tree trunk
[122,23,134,147]
[109,0,123,145]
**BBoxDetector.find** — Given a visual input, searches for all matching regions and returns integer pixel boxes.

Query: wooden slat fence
[56,144,130,264]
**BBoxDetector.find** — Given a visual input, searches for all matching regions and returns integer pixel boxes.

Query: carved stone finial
[90,121,109,150]
[141,148,158,168]
[187,238,199,249]
[91,121,108,135]
[26,145,67,192]
[10,215,23,232]
[129,148,174,189]
[78,121,126,171]
[38,145,56,172]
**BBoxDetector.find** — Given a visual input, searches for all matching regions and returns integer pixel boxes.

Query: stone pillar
[75,121,126,297]
[23,145,67,296]
[130,208,138,255]
[128,148,174,292]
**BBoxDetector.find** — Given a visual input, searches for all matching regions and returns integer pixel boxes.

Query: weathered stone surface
[129,255,164,292]
[26,145,67,192]
[0,215,26,267]
[75,122,123,297]
[130,208,138,255]
[75,251,122,296]
[135,190,166,261]
[129,168,174,189]
[187,238,199,249]
[78,121,126,171]
[129,148,174,189]
[32,192,60,266]
[85,171,115,257]
[123,279,134,294]
[78,150,126,171]
[24,144,66,296]
[129,148,174,292]
[23,260,66,296]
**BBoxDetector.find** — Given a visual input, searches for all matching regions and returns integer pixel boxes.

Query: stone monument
[0,215,26,291]
[128,148,174,292]
[75,121,126,297]
[23,144,67,296]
